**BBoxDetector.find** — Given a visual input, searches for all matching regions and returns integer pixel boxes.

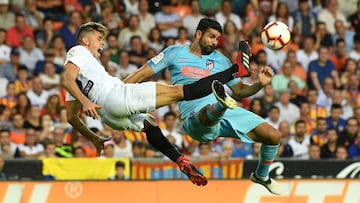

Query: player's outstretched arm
[63,62,102,119]
[66,100,110,156]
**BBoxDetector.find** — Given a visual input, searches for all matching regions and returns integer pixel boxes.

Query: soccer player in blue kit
[125,18,282,195]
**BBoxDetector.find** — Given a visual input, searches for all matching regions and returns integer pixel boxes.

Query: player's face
[88,31,105,58]
[199,28,221,55]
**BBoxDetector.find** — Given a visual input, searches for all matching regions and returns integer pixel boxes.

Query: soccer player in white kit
[62,22,237,186]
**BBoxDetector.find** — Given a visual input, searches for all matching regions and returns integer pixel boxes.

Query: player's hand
[258,66,274,86]
[83,101,102,119]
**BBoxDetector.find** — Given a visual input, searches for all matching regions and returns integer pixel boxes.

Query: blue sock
[255,144,279,180]
[206,103,226,121]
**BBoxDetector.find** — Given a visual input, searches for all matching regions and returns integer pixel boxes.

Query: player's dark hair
[196,18,222,34]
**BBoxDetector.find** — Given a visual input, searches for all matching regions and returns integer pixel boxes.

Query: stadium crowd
[0,0,359,163]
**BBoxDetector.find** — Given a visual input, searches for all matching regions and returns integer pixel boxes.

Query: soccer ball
[261,21,291,50]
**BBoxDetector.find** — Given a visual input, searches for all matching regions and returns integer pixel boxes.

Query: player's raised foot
[212,80,237,109]
[250,172,282,195]
[176,156,207,186]
[93,135,112,157]
[235,40,251,77]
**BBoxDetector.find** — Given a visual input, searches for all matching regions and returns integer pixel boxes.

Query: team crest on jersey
[206,59,214,70]
[151,52,164,64]
[68,49,75,57]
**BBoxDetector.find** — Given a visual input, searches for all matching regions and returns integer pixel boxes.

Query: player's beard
[199,38,216,55]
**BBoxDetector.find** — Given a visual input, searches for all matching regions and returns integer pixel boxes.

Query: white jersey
[65,45,121,105]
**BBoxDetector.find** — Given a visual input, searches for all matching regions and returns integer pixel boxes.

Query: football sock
[183,64,238,100]
[205,102,226,121]
[145,126,181,163]
[255,144,279,181]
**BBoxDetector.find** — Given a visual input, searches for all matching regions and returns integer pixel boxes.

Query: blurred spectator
[40,114,54,140]
[73,146,86,158]
[17,128,44,158]
[231,139,253,158]
[242,1,261,40]
[36,0,65,22]
[132,140,144,158]
[144,144,161,158]
[0,82,17,110]
[259,84,277,112]
[118,14,148,51]
[306,89,327,120]
[0,156,6,180]
[53,126,72,157]
[42,140,57,157]
[19,35,45,74]
[175,26,190,46]
[127,35,148,67]
[55,107,72,133]
[106,34,121,64]
[13,92,30,118]
[155,0,182,39]
[124,0,139,16]
[182,0,204,40]
[348,1,360,33]
[222,20,241,57]
[138,0,156,35]
[249,98,267,118]
[333,20,355,53]
[279,50,307,83]
[317,77,335,108]
[14,65,31,94]
[335,145,348,160]
[275,88,300,124]
[288,80,307,107]
[41,94,62,121]
[338,117,359,149]
[33,49,63,75]
[59,11,83,50]
[170,0,191,19]
[35,18,55,51]
[330,89,353,119]
[100,3,123,35]
[251,0,277,18]
[0,129,17,158]
[21,0,44,32]
[50,36,67,67]
[219,139,234,161]
[296,101,316,135]
[348,131,360,159]
[308,143,321,159]
[112,130,133,158]
[277,120,294,157]
[264,105,282,129]
[320,128,338,158]
[148,27,165,54]
[263,46,287,72]
[317,0,348,34]
[269,2,294,31]
[329,38,348,73]
[344,74,360,109]
[39,62,60,94]
[6,13,34,48]
[338,0,358,17]
[0,48,21,82]
[108,160,130,180]
[26,76,50,109]
[64,0,85,14]
[160,111,183,149]
[215,0,242,31]
[296,36,318,72]
[101,140,115,158]
[293,0,316,37]
[326,103,347,135]
[246,142,262,159]
[310,117,328,146]
[0,28,10,65]
[341,58,358,89]
[288,120,310,159]
[23,105,42,131]
[0,0,15,30]
[307,47,341,91]
[348,34,360,61]
[313,22,334,51]
[271,61,305,94]
[0,76,8,99]
[194,142,219,159]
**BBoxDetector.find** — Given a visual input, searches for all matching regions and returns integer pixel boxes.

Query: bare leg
[155,83,184,108]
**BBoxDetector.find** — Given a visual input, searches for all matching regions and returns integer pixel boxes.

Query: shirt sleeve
[147,45,179,74]
[64,46,89,69]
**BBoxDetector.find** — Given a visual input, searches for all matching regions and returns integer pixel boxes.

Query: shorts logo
[206,59,214,70]
[151,52,164,64]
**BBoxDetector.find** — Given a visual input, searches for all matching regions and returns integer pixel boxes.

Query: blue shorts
[183,107,265,143]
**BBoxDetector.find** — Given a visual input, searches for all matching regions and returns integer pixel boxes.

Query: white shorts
[98,82,156,131]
